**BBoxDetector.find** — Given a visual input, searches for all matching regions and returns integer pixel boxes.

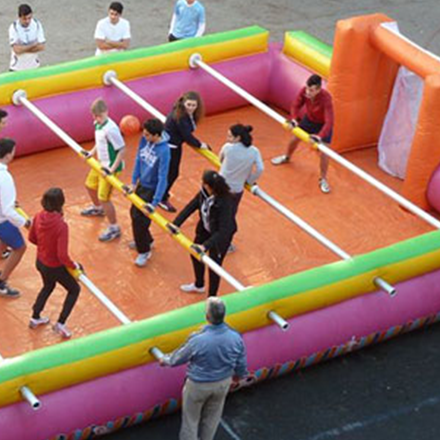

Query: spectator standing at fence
[160,297,249,440]
[94,2,131,56]
[168,0,206,42]
[9,4,46,71]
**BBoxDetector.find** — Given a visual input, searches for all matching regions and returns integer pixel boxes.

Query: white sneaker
[29,316,50,329]
[53,322,72,339]
[99,226,121,242]
[271,155,290,166]
[319,178,331,194]
[227,243,236,254]
[180,283,205,294]
[135,251,152,267]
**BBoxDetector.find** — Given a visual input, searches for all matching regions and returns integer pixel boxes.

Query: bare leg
[86,187,101,207]
[320,152,329,180]
[102,200,117,225]
[0,244,26,281]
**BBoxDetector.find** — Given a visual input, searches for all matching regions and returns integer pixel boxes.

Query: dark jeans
[230,191,244,221]
[131,185,154,253]
[32,260,80,324]
[168,34,180,42]
[163,147,182,202]
[191,228,233,297]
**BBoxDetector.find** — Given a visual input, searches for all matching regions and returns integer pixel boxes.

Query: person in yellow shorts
[81,98,125,242]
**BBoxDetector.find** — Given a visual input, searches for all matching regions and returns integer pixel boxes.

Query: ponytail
[229,124,253,147]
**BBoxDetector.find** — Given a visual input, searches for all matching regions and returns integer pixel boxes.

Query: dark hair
[230,124,253,147]
[0,139,15,159]
[143,118,164,136]
[306,74,322,88]
[18,4,32,17]
[202,170,230,197]
[109,2,124,14]
[173,91,204,123]
[0,109,8,121]
[42,188,65,213]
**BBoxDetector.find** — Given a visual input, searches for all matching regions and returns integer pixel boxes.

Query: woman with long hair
[173,170,236,296]
[160,91,208,212]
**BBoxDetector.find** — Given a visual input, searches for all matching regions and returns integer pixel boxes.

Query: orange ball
[119,115,141,136]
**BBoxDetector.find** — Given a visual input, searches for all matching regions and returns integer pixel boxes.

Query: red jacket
[28,211,75,269]
[291,87,334,138]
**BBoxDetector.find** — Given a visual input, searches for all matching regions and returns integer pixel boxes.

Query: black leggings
[191,228,233,296]
[32,260,80,324]
[130,185,154,253]
[163,147,182,202]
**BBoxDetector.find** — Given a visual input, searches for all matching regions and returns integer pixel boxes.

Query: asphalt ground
[106,323,440,440]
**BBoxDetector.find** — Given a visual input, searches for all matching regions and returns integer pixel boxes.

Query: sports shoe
[271,155,290,166]
[0,280,20,298]
[99,226,121,242]
[180,283,205,294]
[1,248,11,259]
[158,200,177,213]
[53,322,72,339]
[227,243,236,254]
[135,251,152,267]
[29,316,50,329]
[319,178,331,194]
[81,205,105,217]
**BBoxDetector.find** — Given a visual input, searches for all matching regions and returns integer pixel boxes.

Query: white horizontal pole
[13,91,84,155]
[189,54,440,230]
[79,274,132,325]
[252,185,351,260]
[104,71,167,123]
[20,386,42,410]
[268,311,290,331]
[150,346,165,361]
[201,254,247,292]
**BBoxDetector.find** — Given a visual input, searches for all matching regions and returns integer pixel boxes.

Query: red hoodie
[28,211,75,269]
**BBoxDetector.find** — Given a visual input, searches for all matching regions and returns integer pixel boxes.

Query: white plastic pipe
[268,311,290,331]
[79,274,132,325]
[201,255,247,291]
[104,71,166,122]
[20,386,41,410]
[150,346,165,361]
[189,53,440,230]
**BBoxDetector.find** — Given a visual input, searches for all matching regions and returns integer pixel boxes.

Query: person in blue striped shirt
[168,0,206,42]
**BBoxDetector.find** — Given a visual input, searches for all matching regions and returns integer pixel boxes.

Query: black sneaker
[158,200,177,213]
[0,280,20,298]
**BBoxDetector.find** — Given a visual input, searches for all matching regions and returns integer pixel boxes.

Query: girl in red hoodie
[28,188,80,339]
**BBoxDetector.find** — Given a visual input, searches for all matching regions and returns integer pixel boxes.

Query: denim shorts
[0,220,24,249]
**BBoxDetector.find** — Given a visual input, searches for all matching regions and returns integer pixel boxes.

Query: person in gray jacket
[160,297,249,440]
[219,124,264,252]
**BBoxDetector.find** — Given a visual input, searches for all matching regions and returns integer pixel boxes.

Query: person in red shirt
[271,74,334,193]
[28,188,81,339]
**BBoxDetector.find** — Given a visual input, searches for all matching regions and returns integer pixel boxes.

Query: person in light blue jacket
[130,119,170,267]
[168,0,206,42]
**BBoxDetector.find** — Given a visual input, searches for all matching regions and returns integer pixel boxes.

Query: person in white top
[0,139,31,298]
[9,4,46,71]
[94,2,131,56]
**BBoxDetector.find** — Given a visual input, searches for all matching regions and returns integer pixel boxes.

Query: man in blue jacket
[130,118,170,267]
[160,297,249,440]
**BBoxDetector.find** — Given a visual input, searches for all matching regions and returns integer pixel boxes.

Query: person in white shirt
[169,0,206,42]
[9,4,46,71]
[0,139,31,298]
[94,2,131,56]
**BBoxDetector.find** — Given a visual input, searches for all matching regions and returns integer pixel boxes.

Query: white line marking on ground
[301,394,440,440]
[220,418,243,440]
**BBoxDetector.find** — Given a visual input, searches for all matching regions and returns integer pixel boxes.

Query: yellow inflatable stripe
[0,33,268,105]
[0,245,439,407]
[283,34,331,78]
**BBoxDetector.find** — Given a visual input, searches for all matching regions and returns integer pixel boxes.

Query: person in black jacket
[160,91,208,213]
[174,170,237,296]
